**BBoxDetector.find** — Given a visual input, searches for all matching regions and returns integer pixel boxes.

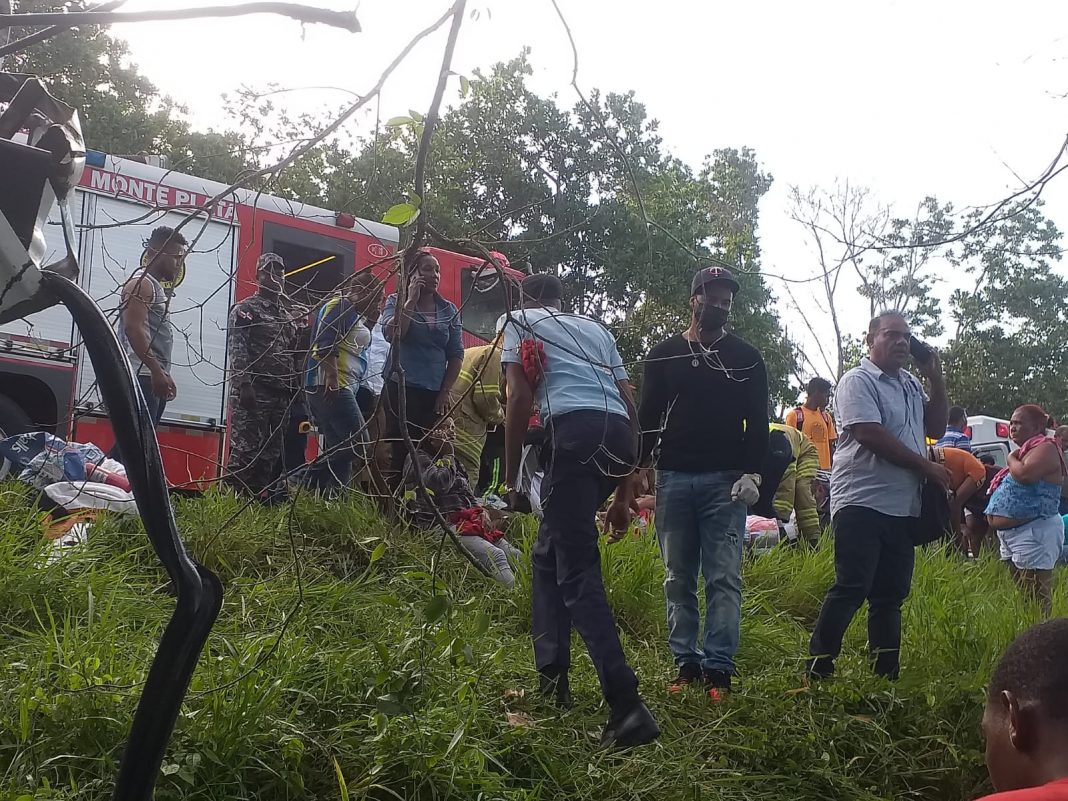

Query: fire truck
[0,150,522,486]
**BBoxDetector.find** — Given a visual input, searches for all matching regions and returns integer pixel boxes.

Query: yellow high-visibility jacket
[770,423,822,543]
[451,343,504,478]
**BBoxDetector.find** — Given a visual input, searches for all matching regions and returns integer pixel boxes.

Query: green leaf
[459,75,471,97]
[369,542,387,563]
[385,116,413,127]
[161,763,180,776]
[445,723,465,756]
[376,696,405,716]
[374,641,389,665]
[474,611,490,636]
[406,192,422,208]
[408,109,425,123]
[424,594,450,624]
[382,202,420,226]
[333,757,350,801]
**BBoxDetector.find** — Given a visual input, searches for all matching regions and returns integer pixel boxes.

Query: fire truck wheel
[0,393,32,439]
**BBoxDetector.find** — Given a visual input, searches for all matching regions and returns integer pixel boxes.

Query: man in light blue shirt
[500,273,659,749]
[808,310,949,681]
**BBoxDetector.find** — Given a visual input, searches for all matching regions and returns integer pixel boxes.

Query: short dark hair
[988,619,1068,721]
[1016,404,1050,430]
[807,377,832,395]
[867,309,907,336]
[522,273,563,304]
[147,226,187,250]
[978,452,996,465]
[948,406,967,425]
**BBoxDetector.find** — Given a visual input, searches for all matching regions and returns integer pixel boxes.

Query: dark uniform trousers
[226,382,291,497]
[532,410,640,711]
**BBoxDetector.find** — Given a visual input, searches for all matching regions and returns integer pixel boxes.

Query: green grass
[0,481,1054,800]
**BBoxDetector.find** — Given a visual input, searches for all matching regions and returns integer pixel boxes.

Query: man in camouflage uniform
[451,339,505,480]
[225,253,300,498]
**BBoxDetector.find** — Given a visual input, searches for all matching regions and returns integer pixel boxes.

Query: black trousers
[531,410,639,711]
[383,381,439,485]
[809,506,916,678]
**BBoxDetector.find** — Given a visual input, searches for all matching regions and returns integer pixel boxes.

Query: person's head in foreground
[521,273,564,311]
[1009,405,1050,449]
[865,310,911,372]
[981,618,1068,798]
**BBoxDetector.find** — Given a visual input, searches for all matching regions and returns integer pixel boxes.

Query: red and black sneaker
[703,669,732,702]
[667,663,703,694]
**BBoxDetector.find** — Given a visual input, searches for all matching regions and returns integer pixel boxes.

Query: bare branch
[0,3,360,32]
[0,0,126,60]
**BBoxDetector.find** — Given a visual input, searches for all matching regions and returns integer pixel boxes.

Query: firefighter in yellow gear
[451,341,505,480]
[771,422,822,544]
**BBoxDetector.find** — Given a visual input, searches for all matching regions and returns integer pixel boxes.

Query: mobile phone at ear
[909,335,933,365]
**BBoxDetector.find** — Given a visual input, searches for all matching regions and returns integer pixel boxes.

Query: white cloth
[43,481,137,515]
[997,514,1065,571]
[362,323,390,396]
[457,536,521,589]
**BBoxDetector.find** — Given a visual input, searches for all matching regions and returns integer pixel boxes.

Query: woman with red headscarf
[985,405,1067,615]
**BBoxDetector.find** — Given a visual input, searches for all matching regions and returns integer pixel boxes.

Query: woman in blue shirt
[380,251,464,486]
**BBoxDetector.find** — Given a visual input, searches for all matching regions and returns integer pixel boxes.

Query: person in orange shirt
[785,377,838,470]
[976,619,1068,801]
[929,444,986,551]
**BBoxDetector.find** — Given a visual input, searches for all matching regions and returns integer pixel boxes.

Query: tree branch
[0,0,128,60]
[0,2,361,32]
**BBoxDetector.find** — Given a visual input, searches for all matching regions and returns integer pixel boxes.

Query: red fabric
[975,778,1068,801]
[452,506,505,544]
[519,338,546,389]
[988,435,1068,496]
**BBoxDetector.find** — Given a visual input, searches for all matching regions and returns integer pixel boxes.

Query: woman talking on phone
[380,250,464,488]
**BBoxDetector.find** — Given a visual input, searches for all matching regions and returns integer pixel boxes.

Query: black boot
[538,668,572,709]
[599,699,660,749]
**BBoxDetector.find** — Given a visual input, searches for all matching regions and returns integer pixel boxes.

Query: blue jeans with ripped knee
[655,469,746,674]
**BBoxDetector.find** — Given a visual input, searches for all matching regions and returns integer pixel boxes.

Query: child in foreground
[977,618,1068,800]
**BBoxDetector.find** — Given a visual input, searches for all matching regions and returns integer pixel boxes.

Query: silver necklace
[686,331,725,368]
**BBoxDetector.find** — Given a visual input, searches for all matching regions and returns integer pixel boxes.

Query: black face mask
[697,301,730,331]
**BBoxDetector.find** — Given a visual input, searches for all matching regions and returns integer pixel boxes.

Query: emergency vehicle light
[996,422,1009,438]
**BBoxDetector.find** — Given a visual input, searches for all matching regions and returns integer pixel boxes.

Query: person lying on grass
[401,417,521,588]
[977,618,1068,800]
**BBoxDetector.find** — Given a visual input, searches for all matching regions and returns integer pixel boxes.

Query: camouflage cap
[256,252,285,271]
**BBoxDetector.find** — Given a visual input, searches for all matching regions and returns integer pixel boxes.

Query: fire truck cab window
[460,267,513,342]
[260,221,355,306]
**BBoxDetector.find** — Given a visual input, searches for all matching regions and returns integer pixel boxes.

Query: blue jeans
[306,387,368,492]
[655,469,746,673]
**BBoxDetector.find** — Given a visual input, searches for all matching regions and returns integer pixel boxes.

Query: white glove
[731,474,761,506]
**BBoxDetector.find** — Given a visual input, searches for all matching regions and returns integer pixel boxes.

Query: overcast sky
[113,0,1068,375]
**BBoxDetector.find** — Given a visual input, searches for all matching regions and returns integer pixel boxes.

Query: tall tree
[943,201,1066,420]
[229,52,796,401]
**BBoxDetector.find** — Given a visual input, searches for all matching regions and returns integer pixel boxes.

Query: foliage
[7,0,254,181]
[228,52,798,403]
[790,181,1068,419]
[942,201,1066,420]
[0,482,1048,800]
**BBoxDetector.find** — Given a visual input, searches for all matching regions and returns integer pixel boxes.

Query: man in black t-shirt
[609,265,769,698]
